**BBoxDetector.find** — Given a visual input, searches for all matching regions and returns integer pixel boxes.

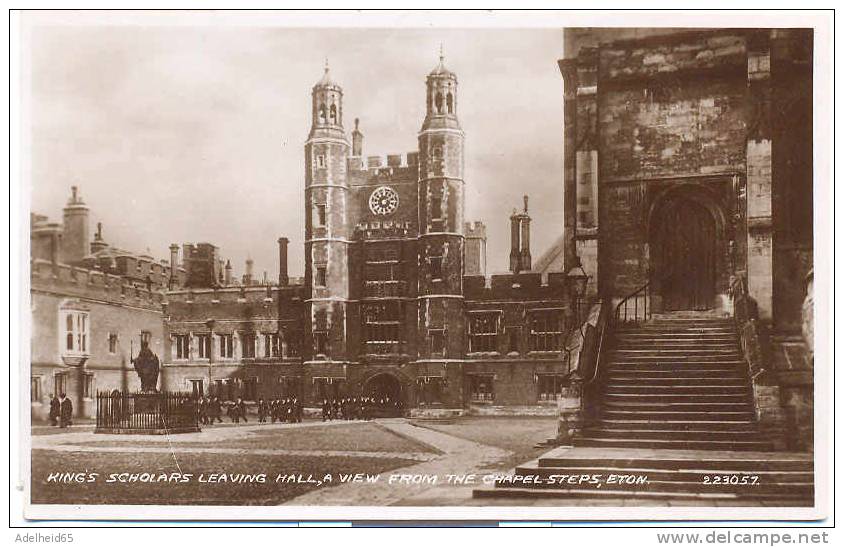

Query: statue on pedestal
[132,337,160,393]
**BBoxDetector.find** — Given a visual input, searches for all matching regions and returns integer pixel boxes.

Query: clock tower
[417,52,466,363]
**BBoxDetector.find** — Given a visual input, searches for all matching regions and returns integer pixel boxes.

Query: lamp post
[566,256,590,328]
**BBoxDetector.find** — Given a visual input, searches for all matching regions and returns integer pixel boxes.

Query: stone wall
[30,284,164,420]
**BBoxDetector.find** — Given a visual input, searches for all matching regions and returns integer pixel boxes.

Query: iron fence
[95,391,199,432]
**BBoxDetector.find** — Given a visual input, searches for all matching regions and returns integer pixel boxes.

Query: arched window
[319,104,327,123]
[446,93,454,114]
[435,92,443,114]
[330,104,337,123]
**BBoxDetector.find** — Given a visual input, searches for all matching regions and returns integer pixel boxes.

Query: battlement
[30,258,165,310]
[164,283,306,321]
[463,271,569,301]
[79,252,176,288]
[464,221,487,237]
[167,282,305,300]
[348,151,419,173]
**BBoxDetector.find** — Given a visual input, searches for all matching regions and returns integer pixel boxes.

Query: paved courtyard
[30,416,557,506]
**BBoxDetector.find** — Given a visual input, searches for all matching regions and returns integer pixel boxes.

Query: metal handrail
[582,299,610,387]
[613,280,650,326]
[613,270,674,327]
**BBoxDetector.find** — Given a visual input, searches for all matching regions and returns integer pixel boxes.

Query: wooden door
[654,197,716,311]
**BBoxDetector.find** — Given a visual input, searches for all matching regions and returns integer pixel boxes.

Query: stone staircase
[473,315,815,505]
[577,316,772,452]
[472,448,814,505]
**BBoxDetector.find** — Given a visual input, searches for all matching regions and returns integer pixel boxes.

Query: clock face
[369,186,399,216]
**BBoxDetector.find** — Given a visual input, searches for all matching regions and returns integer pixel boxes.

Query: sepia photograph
[11,10,833,526]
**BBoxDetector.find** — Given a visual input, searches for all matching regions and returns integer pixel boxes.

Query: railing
[577,300,611,427]
[579,299,610,386]
[613,271,674,327]
[729,274,766,379]
[614,280,651,327]
[96,391,200,433]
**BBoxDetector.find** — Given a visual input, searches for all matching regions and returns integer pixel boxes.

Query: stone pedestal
[752,375,787,451]
[556,382,583,445]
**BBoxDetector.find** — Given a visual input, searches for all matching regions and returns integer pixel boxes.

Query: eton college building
[30,29,814,452]
[31,53,576,419]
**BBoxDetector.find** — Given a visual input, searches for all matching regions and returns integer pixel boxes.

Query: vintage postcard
[11,10,833,525]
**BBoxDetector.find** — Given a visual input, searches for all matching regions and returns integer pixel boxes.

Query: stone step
[609,347,742,361]
[516,465,814,484]
[615,343,740,351]
[607,373,746,382]
[598,419,758,431]
[617,326,736,334]
[536,456,813,473]
[493,477,813,497]
[582,428,764,442]
[573,437,776,451]
[602,410,756,421]
[615,335,739,345]
[616,332,738,339]
[604,385,749,395]
[606,376,748,385]
[647,320,734,327]
[472,486,812,504]
[607,357,747,371]
[604,393,751,404]
[604,402,754,412]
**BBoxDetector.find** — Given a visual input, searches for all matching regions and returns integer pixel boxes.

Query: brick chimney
[243,257,254,286]
[278,237,289,286]
[90,222,108,254]
[509,208,521,273]
[520,195,532,271]
[352,118,363,156]
[61,186,90,264]
[168,244,180,288]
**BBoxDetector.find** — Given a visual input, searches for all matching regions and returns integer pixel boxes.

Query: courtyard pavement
[31,418,517,506]
[284,420,511,506]
[31,419,803,506]
[31,419,438,463]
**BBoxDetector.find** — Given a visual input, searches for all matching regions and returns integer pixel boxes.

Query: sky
[25,17,565,280]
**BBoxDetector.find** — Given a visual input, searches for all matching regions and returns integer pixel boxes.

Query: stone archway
[363,373,403,402]
[361,372,405,418]
[648,186,726,312]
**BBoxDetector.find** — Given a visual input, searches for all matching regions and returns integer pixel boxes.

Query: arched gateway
[650,189,722,312]
[362,372,403,408]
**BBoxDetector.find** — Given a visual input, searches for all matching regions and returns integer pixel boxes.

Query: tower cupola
[309,60,345,139]
[422,48,460,131]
